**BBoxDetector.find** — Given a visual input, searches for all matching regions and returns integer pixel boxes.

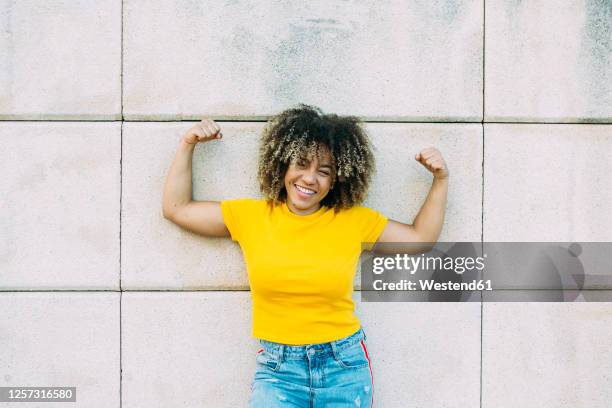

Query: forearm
[162,139,196,217]
[412,177,448,242]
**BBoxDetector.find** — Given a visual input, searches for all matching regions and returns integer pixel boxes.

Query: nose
[302,171,315,184]
[301,168,317,185]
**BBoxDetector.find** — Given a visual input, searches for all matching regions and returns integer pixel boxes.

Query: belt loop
[330,339,339,356]
[278,344,284,364]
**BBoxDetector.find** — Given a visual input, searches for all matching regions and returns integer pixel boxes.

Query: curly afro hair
[257,104,376,213]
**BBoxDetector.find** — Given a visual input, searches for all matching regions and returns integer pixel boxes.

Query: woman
[162,104,448,407]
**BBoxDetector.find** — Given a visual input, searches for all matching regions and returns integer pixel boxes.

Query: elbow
[420,242,436,253]
[162,206,175,221]
[162,200,184,221]
[161,196,171,219]
[413,230,439,252]
[411,235,435,253]
[418,233,439,248]
[162,200,191,220]
[421,232,440,244]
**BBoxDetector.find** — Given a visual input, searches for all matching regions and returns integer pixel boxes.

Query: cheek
[283,169,293,185]
[320,177,333,193]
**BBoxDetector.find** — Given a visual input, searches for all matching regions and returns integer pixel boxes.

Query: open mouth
[295,184,317,196]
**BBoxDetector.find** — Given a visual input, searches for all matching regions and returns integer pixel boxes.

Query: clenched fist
[415,147,449,180]
[182,119,223,145]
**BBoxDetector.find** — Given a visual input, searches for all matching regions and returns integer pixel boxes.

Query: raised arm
[161,119,230,238]
[373,147,449,254]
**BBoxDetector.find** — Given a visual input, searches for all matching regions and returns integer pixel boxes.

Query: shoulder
[221,197,266,206]
[221,197,269,213]
[337,205,388,231]
[339,205,388,245]
[338,204,385,219]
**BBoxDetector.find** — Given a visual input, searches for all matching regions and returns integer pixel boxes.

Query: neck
[287,200,320,216]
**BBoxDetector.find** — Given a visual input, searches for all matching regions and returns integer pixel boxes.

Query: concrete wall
[1,1,611,407]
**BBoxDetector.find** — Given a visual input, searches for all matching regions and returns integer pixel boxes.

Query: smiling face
[283,147,335,216]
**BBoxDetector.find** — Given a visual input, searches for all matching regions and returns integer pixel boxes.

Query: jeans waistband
[258,327,367,360]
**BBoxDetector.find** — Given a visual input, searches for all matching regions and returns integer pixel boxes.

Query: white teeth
[295,184,316,195]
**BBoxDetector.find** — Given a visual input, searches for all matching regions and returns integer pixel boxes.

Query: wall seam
[119,0,124,407]
[1,119,609,125]
[480,0,486,407]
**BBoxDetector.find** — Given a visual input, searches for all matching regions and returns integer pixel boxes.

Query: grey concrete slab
[483,124,612,242]
[121,291,481,407]
[0,292,120,407]
[482,290,612,302]
[485,1,612,122]
[0,122,121,290]
[361,298,481,407]
[0,1,122,119]
[121,122,261,290]
[363,123,482,243]
[482,298,612,407]
[481,242,612,291]
[122,122,481,290]
[121,291,255,408]
[123,0,483,121]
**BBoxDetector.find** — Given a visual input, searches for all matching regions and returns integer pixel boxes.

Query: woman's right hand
[182,119,223,145]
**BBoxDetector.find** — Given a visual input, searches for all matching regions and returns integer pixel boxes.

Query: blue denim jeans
[249,327,374,407]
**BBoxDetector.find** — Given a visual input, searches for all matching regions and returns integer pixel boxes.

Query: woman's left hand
[415,147,449,180]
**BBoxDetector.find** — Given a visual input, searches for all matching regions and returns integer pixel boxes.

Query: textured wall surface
[1,0,611,407]
[0,1,122,119]
[122,0,483,120]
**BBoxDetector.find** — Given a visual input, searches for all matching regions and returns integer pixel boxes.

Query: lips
[295,183,316,197]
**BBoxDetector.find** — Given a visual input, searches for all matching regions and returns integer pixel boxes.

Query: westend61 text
[372,279,493,291]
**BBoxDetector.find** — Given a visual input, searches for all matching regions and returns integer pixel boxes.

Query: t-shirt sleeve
[220,198,252,242]
[359,206,389,251]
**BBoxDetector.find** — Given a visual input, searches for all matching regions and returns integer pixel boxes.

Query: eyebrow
[297,157,333,168]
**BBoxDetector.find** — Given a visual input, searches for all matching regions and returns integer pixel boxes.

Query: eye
[318,170,330,176]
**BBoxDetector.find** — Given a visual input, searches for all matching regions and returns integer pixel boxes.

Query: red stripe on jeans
[256,348,264,354]
[360,340,374,407]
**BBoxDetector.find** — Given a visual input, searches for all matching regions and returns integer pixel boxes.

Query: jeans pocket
[256,348,281,372]
[333,340,370,369]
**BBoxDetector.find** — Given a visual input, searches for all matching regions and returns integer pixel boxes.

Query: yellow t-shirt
[220,198,388,345]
